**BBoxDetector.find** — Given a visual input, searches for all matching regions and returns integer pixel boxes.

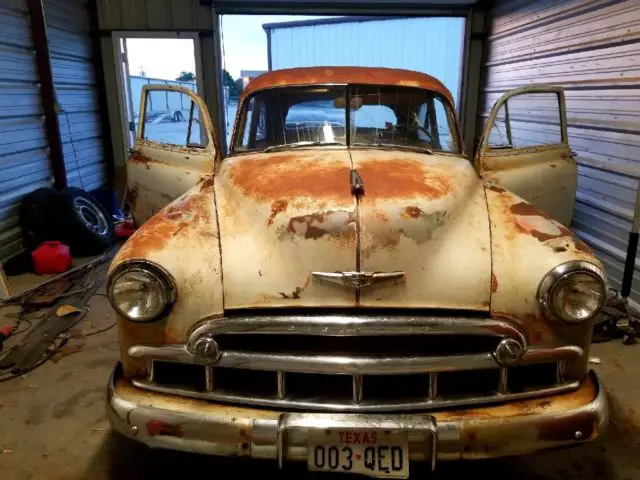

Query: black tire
[19,187,61,251]
[55,187,116,255]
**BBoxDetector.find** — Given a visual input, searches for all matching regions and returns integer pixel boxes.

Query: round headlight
[538,261,606,323]
[107,261,176,322]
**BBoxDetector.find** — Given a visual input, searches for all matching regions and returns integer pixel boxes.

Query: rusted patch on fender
[491,272,498,293]
[358,159,452,200]
[267,200,288,226]
[287,210,356,240]
[510,202,591,253]
[115,186,215,260]
[200,176,215,191]
[485,183,506,193]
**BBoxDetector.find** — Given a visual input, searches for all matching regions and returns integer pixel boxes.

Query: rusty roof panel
[242,66,454,102]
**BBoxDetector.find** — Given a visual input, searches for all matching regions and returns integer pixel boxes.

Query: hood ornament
[312,271,405,289]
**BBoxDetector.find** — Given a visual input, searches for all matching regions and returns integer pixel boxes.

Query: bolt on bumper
[106,363,607,465]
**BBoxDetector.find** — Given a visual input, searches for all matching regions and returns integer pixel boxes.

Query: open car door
[126,85,218,223]
[474,86,576,226]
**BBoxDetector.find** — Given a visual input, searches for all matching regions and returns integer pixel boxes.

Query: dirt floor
[0,272,639,479]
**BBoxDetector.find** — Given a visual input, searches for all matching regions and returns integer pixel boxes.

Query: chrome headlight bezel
[107,260,177,322]
[537,260,607,323]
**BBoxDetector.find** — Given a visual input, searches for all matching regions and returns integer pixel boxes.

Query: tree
[176,71,196,82]
[223,69,242,98]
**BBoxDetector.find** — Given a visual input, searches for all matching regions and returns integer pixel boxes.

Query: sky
[125,15,330,82]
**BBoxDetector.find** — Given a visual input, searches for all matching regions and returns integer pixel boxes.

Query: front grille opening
[214,368,277,396]
[365,374,430,401]
[286,372,352,401]
[508,363,558,393]
[215,334,501,357]
[438,368,500,398]
[153,362,206,391]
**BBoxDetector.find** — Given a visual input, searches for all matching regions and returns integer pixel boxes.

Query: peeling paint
[287,210,356,240]
[267,200,288,226]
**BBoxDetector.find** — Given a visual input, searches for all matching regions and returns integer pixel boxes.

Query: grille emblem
[312,271,405,289]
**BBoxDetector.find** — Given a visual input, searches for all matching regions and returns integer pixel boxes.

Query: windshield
[232,85,459,154]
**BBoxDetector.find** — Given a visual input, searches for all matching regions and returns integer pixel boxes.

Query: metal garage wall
[96,0,213,30]
[480,0,640,304]
[266,17,466,105]
[44,0,107,191]
[0,0,52,261]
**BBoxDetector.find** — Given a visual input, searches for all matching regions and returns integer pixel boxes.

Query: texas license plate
[307,429,409,478]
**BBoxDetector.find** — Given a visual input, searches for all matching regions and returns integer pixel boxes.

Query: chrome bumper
[107,363,607,464]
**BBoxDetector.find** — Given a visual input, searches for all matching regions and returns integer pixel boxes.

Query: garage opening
[113,35,203,153]
[220,15,466,150]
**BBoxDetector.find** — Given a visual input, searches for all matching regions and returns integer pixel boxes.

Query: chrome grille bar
[205,366,214,392]
[132,377,580,413]
[353,374,363,404]
[129,345,584,374]
[277,371,286,400]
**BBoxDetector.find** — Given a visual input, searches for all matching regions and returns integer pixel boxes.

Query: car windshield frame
[230,83,462,156]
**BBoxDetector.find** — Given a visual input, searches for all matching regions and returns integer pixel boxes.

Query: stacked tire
[20,187,116,256]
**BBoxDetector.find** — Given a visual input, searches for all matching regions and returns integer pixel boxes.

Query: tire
[19,187,61,251]
[56,187,116,255]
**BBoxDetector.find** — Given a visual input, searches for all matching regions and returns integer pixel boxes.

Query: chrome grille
[130,315,583,412]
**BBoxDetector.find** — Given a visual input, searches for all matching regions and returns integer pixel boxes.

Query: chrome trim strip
[187,315,528,346]
[128,345,584,375]
[130,377,581,412]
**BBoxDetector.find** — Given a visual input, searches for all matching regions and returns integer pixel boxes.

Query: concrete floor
[1,277,640,479]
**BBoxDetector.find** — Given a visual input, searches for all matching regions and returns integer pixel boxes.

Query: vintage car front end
[107,67,609,476]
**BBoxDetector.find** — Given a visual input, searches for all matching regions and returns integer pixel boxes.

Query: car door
[474,86,576,226]
[126,85,218,223]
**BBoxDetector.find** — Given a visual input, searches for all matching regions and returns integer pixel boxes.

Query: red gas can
[32,241,72,275]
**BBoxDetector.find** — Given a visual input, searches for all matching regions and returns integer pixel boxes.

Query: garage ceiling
[205,0,479,14]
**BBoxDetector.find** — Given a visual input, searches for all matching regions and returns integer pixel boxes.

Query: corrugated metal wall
[45,0,107,191]
[0,0,52,261]
[96,0,213,30]
[267,17,466,106]
[481,0,640,304]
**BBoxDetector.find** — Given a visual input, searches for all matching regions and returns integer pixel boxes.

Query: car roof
[241,66,454,104]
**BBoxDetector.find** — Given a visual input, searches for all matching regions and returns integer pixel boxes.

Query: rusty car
[106,66,608,477]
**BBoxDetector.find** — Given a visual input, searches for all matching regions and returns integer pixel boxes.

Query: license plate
[307,429,409,478]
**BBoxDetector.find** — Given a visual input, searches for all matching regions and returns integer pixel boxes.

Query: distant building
[262,16,465,106]
[240,70,267,88]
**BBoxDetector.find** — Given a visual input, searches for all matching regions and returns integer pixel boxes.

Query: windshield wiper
[264,141,345,152]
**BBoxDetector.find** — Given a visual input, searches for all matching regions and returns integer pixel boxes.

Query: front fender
[110,178,223,376]
[485,182,603,379]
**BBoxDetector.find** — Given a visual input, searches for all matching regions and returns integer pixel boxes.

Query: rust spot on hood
[225,152,352,202]
[267,200,288,226]
[403,206,424,218]
[491,272,498,293]
[287,210,356,240]
[358,159,452,200]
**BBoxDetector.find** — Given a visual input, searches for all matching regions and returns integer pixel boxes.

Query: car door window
[143,89,208,147]
[487,92,562,149]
